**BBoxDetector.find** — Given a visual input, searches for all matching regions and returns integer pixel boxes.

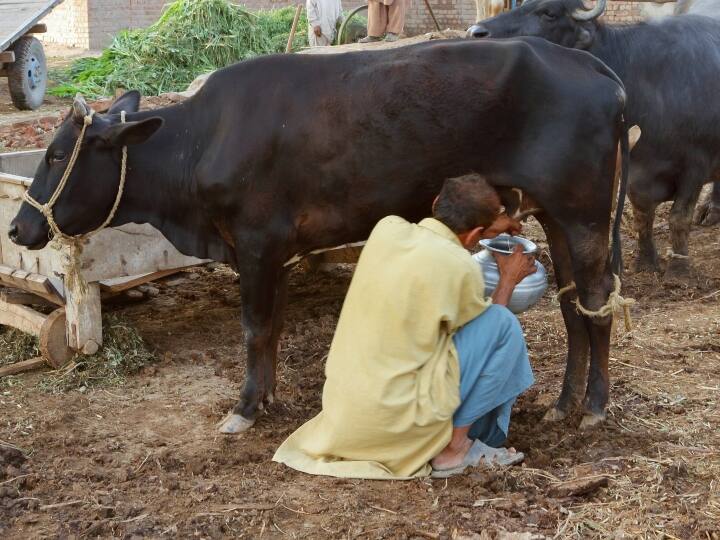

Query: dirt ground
[1,47,720,540]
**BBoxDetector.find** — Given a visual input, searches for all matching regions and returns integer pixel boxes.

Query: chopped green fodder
[49,0,310,98]
[40,315,156,392]
[0,328,40,366]
[0,315,155,391]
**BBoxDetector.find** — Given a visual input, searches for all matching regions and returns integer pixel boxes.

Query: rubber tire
[7,36,47,111]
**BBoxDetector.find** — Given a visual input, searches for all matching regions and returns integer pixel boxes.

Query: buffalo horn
[571,0,607,21]
[72,94,91,123]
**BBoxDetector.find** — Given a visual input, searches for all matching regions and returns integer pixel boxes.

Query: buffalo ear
[108,90,141,115]
[574,27,594,49]
[101,117,164,147]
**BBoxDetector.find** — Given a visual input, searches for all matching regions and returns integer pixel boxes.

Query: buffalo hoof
[633,256,660,274]
[664,258,691,282]
[579,412,606,430]
[217,412,255,434]
[542,407,568,422]
[694,199,720,226]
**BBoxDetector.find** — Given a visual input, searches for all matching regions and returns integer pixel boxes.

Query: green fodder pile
[50,0,309,98]
[1,315,155,391]
[0,328,40,366]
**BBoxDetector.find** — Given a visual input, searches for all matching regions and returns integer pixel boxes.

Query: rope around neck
[22,108,128,297]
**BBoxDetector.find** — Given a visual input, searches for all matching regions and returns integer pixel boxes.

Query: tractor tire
[7,36,47,110]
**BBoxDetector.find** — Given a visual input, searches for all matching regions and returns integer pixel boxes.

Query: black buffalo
[10,38,629,431]
[676,0,720,226]
[469,0,720,276]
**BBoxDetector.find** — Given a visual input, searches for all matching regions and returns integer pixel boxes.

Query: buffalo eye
[49,150,67,165]
[539,10,557,21]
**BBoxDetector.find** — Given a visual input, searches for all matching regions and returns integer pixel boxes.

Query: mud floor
[1,211,718,539]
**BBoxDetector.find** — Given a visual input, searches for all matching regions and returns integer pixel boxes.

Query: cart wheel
[337,5,368,45]
[39,308,74,368]
[7,36,47,111]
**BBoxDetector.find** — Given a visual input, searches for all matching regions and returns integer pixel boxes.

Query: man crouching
[273,174,536,479]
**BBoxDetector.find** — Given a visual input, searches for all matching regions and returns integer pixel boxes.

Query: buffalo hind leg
[563,224,614,428]
[631,200,660,273]
[694,182,720,227]
[537,215,590,422]
[219,239,288,434]
[666,177,704,279]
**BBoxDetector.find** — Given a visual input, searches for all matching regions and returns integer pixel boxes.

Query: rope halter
[22,109,128,242]
[21,107,129,300]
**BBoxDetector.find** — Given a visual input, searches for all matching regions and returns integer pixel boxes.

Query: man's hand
[314,25,322,37]
[480,214,522,239]
[491,245,537,306]
[494,244,537,286]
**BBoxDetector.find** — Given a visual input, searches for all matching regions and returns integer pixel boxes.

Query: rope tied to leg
[665,248,690,260]
[555,281,577,302]
[573,274,636,331]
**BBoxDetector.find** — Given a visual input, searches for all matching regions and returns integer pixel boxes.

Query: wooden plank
[98,267,189,295]
[0,357,46,377]
[0,266,62,304]
[77,223,209,282]
[0,297,46,336]
[0,288,56,308]
[0,0,64,52]
[0,51,14,63]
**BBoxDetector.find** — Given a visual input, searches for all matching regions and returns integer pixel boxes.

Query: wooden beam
[64,282,102,355]
[0,297,47,336]
[0,51,15,63]
[0,357,46,378]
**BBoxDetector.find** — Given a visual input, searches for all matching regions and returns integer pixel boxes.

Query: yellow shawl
[273,216,491,479]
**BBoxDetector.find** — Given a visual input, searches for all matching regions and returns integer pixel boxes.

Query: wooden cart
[0,149,207,371]
[0,0,64,110]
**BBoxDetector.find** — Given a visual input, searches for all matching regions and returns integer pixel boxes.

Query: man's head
[432,174,504,248]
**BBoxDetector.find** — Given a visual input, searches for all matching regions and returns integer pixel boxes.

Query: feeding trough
[0,149,207,372]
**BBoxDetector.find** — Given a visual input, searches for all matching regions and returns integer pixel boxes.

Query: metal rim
[27,54,42,90]
[478,234,538,255]
[337,5,368,45]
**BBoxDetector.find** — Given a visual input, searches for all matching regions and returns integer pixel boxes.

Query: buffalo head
[467,0,607,50]
[9,91,163,249]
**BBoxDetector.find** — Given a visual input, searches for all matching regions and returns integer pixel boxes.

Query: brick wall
[40,0,91,49]
[87,0,167,49]
[40,0,678,49]
[41,0,167,49]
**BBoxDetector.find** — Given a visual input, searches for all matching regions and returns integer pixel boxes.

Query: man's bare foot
[431,440,524,478]
[431,436,472,470]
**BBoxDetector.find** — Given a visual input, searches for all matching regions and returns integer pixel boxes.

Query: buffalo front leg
[219,247,288,434]
[694,182,720,227]
[538,216,590,422]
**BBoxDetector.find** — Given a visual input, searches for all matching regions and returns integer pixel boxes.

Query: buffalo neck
[110,101,233,263]
[588,23,639,82]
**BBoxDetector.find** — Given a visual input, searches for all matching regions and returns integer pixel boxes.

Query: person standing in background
[307,0,344,46]
[359,0,408,43]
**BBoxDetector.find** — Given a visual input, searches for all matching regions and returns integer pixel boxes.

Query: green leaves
[49,1,310,99]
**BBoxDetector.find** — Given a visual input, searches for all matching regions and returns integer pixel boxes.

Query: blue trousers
[452,305,534,447]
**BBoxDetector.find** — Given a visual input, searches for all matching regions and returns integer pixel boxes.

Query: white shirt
[306,0,343,43]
